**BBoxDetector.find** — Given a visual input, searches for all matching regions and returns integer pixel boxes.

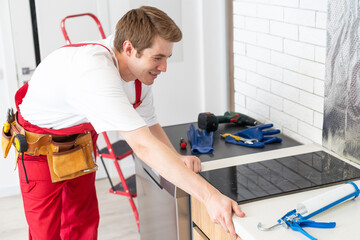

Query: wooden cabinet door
[193,226,209,240]
[192,197,242,240]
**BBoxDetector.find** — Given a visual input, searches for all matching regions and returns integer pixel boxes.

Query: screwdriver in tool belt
[3,108,15,135]
[4,108,27,153]
[3,108,29,183]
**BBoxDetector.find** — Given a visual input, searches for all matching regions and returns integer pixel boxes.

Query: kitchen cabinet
[192,226,209,240]
[192,197,240,240]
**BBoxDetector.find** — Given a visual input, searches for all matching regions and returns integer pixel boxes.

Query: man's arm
[148,123,176,151]
[119,126,245,239]
[149,123,201,173]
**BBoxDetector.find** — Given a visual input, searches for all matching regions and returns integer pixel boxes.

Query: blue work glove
[187,124,214,154]
[224,123,282,148]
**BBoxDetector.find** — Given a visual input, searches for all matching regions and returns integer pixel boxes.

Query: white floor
[0,178,140,240]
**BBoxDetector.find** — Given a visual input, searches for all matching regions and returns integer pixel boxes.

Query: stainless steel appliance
[135,156,190,240]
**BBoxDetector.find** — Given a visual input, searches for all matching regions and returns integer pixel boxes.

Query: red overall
[15,43,142,240]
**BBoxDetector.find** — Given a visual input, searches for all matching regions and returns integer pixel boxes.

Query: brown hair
[114,6,182,56]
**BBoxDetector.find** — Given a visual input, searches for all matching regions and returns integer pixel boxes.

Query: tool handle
[217,115,232,124]
[3,122,11,134]
[179,138,187,149]
[290,224,318,240]
[300,221,336,229]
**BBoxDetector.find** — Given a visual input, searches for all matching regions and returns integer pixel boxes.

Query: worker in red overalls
[2,6,245,240]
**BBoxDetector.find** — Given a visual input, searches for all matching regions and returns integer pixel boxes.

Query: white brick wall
[233,0,327,145]
[284,8,315,27]
[270,21,298,39]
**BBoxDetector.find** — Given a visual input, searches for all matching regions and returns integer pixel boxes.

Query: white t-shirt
[19,35,157,133]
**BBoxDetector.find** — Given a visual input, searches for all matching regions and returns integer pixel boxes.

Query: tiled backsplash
[233,0,327,145]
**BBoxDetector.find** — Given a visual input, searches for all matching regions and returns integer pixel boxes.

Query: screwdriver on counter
[179,137,187,149]
[221,133,258,145]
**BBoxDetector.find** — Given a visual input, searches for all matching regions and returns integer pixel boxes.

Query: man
[13,6,245,239]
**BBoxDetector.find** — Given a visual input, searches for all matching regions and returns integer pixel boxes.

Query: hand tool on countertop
[179,138,187,149]
[257,182,360,240]
[198,111,257,132]
[220,133,258,145]
[224,124,282,148]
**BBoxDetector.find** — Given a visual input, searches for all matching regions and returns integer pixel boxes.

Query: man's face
[129,36,174,85]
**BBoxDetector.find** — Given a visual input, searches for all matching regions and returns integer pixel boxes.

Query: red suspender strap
[133,79,142,109]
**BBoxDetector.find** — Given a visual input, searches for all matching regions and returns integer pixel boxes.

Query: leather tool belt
[1,114,98,182]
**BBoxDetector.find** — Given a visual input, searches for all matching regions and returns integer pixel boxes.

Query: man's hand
[180,155,202,173]
[204,190,245,239]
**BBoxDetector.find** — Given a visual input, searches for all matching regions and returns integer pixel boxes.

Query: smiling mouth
[149,72,159,78]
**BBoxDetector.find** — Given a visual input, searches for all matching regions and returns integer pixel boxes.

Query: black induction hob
[200,151,360,204]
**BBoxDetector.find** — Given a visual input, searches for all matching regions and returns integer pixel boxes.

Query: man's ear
[123,40,134,56]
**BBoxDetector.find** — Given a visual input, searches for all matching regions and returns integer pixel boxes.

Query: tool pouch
[1,128,13,158]
[4,113,98,182]
[47,132,97,182]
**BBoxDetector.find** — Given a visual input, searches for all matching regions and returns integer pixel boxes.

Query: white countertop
[201,144,360,240]
[233,180,360,240]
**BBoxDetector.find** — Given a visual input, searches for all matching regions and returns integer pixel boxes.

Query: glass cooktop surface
[200,151,360,203]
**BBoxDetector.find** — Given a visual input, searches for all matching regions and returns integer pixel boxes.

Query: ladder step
[111,174,136,194]
[99,140,132,156]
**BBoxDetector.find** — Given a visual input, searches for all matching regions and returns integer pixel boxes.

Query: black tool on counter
[198,111,257,132]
